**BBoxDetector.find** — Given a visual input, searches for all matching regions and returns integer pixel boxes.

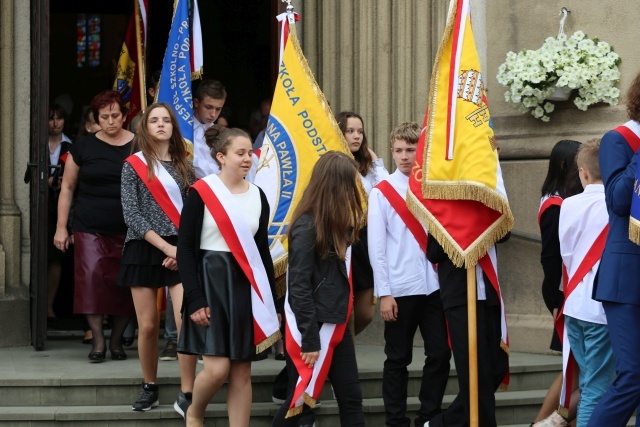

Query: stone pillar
[300,1,449,167]
[0,0,22,296]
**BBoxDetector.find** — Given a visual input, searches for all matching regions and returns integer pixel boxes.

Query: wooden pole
[134,0,146,112]
[467,266,479,427]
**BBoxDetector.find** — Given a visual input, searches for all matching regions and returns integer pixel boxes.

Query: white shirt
[200,183,261,251]
[360,158,389,195]
[367,170,439,298]
[48,133,72,175]
[192,119,258,183]
[192,119,219,179]
[559,184,608,325]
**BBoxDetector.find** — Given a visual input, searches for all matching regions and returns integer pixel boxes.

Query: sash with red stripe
[375,180,427,252]
[477,249,510,388]
[554,224,609,415]
[191,175,280,351]
[614,122,640,152]
[125,152,183,228]
[284,248,353,418]
[538,195,563,226]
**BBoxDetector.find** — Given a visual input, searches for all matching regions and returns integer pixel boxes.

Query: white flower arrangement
[496,31,621,121]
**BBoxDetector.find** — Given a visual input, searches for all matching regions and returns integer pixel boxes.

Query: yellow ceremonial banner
[407,0,513,268]
[254,29,352,281]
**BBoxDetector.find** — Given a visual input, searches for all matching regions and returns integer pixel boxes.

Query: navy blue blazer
[593,127,640,304]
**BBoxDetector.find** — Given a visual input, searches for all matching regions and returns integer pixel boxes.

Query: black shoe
[88,350,105,363]
[122,336,134,347]
[173,391,192,419]
[132,382,159,411]
[110,349,127,361]
[159,341,178,361]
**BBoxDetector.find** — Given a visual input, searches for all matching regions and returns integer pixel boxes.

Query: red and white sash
[375,180,427,252]
[538,195,563,226]
[125,152,183,228]
[614,120,640,152]
[284,248,353,418]
[191,175,280,352]
[477,247,510,388]
[555,214,609,416]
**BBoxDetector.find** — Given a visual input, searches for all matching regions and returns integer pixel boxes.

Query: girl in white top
[336,111,389,336]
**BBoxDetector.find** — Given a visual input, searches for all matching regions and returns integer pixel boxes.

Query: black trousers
[383,292,451,427]
[429,301,508,427]
[272,328,365,426]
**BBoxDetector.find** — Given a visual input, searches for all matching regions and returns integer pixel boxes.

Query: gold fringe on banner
[288,29,368,207]
[275,271,287,300]
[406,190,513,269]
[630,217,640,245]
[273,254,288,280]
[256,330,282,354]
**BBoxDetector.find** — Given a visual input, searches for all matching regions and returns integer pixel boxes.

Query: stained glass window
[76,14,86,68]
[77,14,100,68]
[87,15,100,68]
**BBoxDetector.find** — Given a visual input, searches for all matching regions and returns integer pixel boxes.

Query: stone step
[0,362,560,408]
[0,389,549,426]
[0,344,561,407]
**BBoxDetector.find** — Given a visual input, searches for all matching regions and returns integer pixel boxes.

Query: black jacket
[287,214,350,352]
[426,234,510,310]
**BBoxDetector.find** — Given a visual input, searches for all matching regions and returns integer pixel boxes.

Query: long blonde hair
[288,151,364,260]
[131,103,193,187]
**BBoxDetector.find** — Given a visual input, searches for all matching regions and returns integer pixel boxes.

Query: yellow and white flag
[254,27,351,281]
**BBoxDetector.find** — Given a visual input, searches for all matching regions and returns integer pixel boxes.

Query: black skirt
[117,235,181,288]
[352,226,374,290]
[177,250,255,361]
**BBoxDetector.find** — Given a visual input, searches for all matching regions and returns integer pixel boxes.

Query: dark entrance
[30,0,278,349]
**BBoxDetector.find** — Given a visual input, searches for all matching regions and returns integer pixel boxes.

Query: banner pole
[467,265,479,427]
[134,0,147,112]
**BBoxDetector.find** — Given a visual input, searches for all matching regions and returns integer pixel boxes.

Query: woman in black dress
[177,125,279,427]
[54,90,135,363]
[118,103,194,411]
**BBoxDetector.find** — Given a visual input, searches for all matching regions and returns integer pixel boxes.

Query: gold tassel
[557,405,569,420]
[191,68,203,81]
[500,340,510,356]
[256,330,282,354]
[303,393,317,408]
[630,217,640,245]
[285,405,304,418]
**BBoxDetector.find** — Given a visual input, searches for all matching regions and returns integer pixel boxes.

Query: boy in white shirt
[368,122,451,427]
[553,139,615,427]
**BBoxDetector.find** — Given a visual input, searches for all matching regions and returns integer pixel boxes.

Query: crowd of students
[44,68,640,427]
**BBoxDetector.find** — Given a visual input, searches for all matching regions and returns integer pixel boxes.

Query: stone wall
[488,0,638,352]
[0,0,32,347]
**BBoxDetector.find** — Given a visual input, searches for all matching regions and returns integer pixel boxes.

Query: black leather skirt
[178,250,255,361]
